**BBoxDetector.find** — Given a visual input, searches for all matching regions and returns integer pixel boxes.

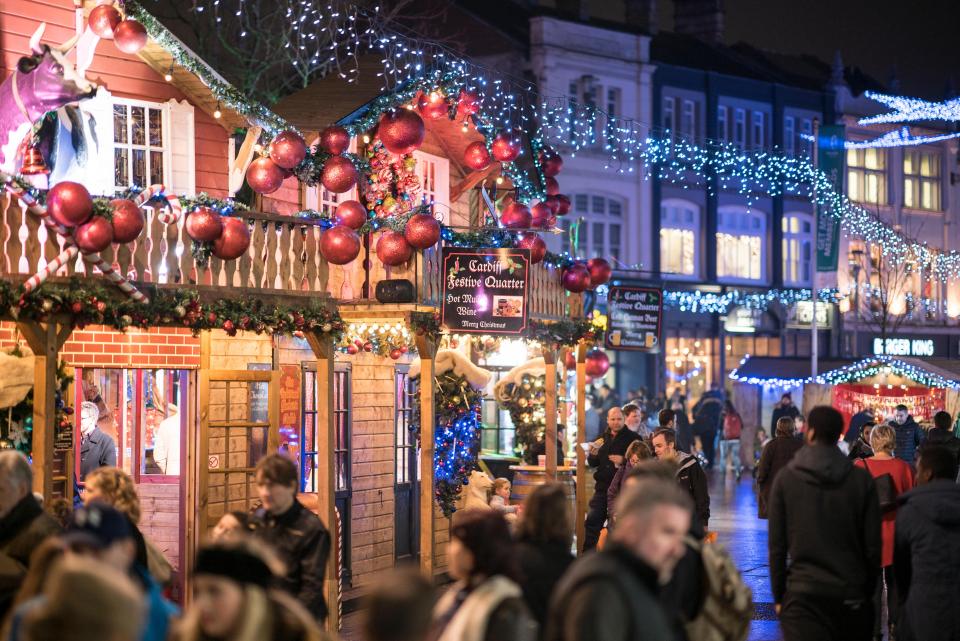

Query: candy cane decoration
[22,245,80,294]
[135,184,183,225]
[82,253,149,303]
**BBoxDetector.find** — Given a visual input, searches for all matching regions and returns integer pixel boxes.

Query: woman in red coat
[854,423,915,641]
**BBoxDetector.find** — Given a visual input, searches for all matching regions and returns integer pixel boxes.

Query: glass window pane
[591,196,605,214]
[609,224,621,261]
[131,106,146,145]
[114,148,128,187]
[113,105,128,144]
[575,195,588,212]
[149,109,163,147]
[150,150,164,184]
[132,149,146,187]
[608,200,622,217]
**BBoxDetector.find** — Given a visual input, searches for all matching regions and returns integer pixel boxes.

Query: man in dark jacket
[652,427,710,533]
[756,417,804,518]
[926,411,960,471]
[0,451,61,618]
[889,404,923,465]
[894,445,960,641]
[845,408,875,445]
[252,454,331,623]
[770,393,801,435]
[583,407,639,551]
[769,406,881,641]
[78,401,117,482]
[692,389,723,468]
[546,478,692,641]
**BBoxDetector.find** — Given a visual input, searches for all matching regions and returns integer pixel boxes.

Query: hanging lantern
[20,144,48,175]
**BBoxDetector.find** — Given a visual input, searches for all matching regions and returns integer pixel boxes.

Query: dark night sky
[653,0,960,99]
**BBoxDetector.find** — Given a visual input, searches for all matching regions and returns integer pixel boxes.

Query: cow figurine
[0,23,98,174]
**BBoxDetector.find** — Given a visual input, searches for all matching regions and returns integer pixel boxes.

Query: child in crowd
[489,478,518,525]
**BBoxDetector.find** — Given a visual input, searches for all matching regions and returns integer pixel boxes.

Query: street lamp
[849,247,865,356]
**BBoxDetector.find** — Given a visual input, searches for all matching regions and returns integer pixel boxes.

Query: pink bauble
[379,110,425,155]
[321,156,359,193]
[334,200,367,230]
[47,181,93,228]
[529,202,553,229]
[542,153,564,177]
[320,225,361,265]
[587,257,612,288]
[185,206,224,243]
[562,263,592,293]
[491,131,521,162]
[463,141,491,171]
[555,194,572,216]
[376,230,413,266]
[88,5,122,39]
[211,218,251,260]
[500,202,531,229]
[517,232,546,265]
[417,91,449,120]
[320,125,351,155]
[404,213,441,250]
[457,89,481,116]
[74,216,113,253]
[113,19,148,54]
[545,176,560,196]
[585,349,611,377]
[246,157,284,194]
[109,199,144,243]
[269,130,307,169]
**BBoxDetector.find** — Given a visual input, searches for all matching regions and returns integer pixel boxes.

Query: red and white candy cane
[82,253,149,303]
[22,245,80,295]
[135,184,183,225]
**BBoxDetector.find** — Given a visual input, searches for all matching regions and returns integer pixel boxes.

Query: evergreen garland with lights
[0,353,73,457]
[500,372,547,464]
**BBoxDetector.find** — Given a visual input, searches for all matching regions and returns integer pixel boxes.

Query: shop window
[660,200,699,278]
[903,149,941,211]
[717,207,765,282]
[782,212,813,286]
[847,148,888,205]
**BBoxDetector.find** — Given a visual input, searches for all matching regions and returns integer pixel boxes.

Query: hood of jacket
[900,481,960,527]
[788,443,853,485]
[676,451,699,473]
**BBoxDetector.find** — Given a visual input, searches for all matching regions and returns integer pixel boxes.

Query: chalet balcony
[0,197,573,321]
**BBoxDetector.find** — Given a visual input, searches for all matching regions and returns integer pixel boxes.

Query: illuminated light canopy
[799,126,960,149]
[662,288,840,315]
[729,354,960,390]
[859,91,960,125]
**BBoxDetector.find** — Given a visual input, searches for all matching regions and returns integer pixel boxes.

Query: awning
[730,355,960,389]
[729,356,855,386]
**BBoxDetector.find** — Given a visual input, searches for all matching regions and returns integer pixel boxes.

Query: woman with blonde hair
[854,423,915,641]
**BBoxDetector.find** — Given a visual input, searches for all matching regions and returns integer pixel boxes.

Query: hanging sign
[816,124,845,272]
[604,286,663,351]
[441,247,530,335]
[54,421,73,452]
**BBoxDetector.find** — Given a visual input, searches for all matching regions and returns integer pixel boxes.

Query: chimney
[673,0,724,43]
[624,0,658,33]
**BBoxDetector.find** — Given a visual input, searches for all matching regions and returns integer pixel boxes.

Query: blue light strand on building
[662,288,840,315]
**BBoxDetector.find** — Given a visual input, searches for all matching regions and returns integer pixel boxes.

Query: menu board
[441,247,530,335]
[605,286,663,352]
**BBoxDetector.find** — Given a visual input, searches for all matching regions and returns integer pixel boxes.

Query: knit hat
[194,546,273,588]
[62,501,132,549]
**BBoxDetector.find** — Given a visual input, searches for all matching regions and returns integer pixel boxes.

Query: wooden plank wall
[137,482,181,570]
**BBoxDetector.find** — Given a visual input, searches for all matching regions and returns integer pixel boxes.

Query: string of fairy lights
[729,354,960,390]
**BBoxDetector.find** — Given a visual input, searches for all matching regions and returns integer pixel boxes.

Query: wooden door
[394,366,420,562]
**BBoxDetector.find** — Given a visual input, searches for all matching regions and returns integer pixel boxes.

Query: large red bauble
[47,181,92,228]
[463,141,491,171]
[113,19,148,54]
[109,199,144,243]
[269,130,307,169]
[320,225,361,265]
[376,230,413,266]
[542,153,564,177]
[545,176,560,196]
[491,131,521,162]
[543,195,561,215]
[563,350,577,371]
[404,213,441,250]
[587,257,612,288]
[74,216,113,253]
[417,92,449,120]
[88,5,122,39]
[212,218,250,260]
[185,207,224,243]
[319,125,351,155]
[530,202,553,229]
[321,156,358,193]
[246,157,284,194]
[500,202,531,229]
[555,194,572,216]
[379,109,425,155]
[334,200,367,230]
[457,89,480,116]
[585,349,611,377]
[517,232,546,264]
[561,263,592,293]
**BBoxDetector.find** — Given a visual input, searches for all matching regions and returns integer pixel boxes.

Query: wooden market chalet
[0,0,595,629]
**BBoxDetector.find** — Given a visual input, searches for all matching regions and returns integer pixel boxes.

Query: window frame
[681,99,696,142]
[751,111,765,150]
[717,106,728,143]
[783,116,795,156]
[847,147,888,205]
[716,206,766,283]
[659,199,700,279]
[111,97,170,192]
[561,193,625,263]
[903,149,942,211]
[663,96,676,139]
[733,108,746,149]
[781,212,813,286]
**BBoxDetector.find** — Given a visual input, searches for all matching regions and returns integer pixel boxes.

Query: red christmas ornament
[320,225,361,265]
[457,89,480,116]
[404,213,441,250]
[378,109,425,155]
[346,344,359,355]
[269,130,307,170]
[88,4,122,39]
[376,230,413,266]
[561,263,592,293]
[319,125,351,155]
[334,200,367,230]
[222,319,236,336]
[390,348,402,360]
[363,342,374,352]
[545,176,560,196]
[587,257,612,288]
[585,349,611,377]
[321,156,358,193]
[246,156,284,194]
[543,195,561,215]
[530,202,553,229]
[74,216,113,253]
[417,91,449,120]
[463,141,491,171]
[109,199,144,243]
[491,131,521,162]
[500,202,531,229]
[542,153,564,177]
[185,207,224,243]
[113,19,148,54]
[563,350,577,370]
[47,181,93,228]
[555,194,572,216]
[211,217,250,260]
[71,301,83,314]
[517,232,546,264]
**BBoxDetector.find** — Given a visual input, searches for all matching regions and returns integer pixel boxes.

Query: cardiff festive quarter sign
[605,286,663,352]
[441,247,530,335]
